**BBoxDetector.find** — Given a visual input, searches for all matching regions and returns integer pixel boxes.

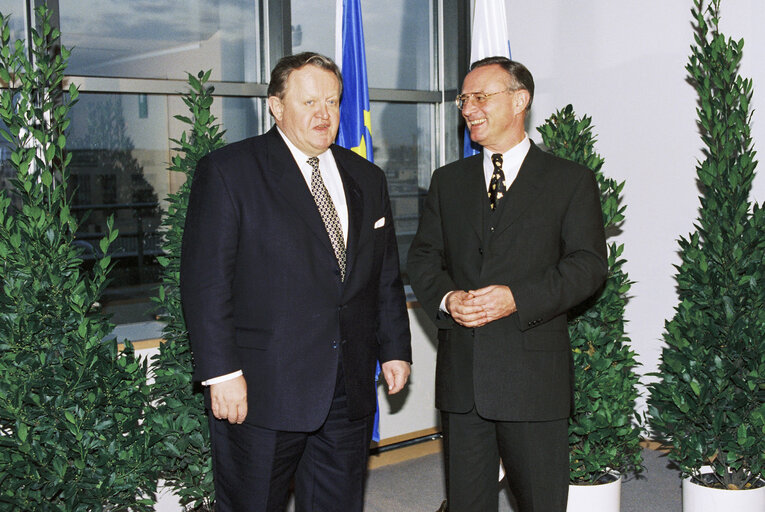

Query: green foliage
[648,0,765,490]
[146,70,225,511]
[0,8,156,510]
[538,105,643,484]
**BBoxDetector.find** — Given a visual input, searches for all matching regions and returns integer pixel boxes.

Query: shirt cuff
[202,370,243,386]
[439,292,452,314]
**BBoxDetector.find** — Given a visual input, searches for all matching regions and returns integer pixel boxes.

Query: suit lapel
[333,147,363,281]
[264,127,336,256]
[456,155,486,241]
[493,142,545,236]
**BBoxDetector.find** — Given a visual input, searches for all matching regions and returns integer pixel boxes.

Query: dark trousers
[209,366,374,512]
[442,408,569,512]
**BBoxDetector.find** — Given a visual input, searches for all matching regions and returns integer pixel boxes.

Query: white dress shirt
[202,129,349,386]
[439,135,532,314]
[277,127,349,244]
[481,134,530,192]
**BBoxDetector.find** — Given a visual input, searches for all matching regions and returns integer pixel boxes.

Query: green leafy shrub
[538,105,643,484]
[647,0,765,490]
[0,8,156,510]
[146,70,225,511]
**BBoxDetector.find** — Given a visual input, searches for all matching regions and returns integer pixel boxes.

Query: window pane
[370,101,433,282]
[362,0,435,90]
[292,0,435,90]
[0,119,14,200]
[0,1,24,42]
[1,3,26,201]
[59,0,261,82]
[290,0,336,62]
[67,93,263,324]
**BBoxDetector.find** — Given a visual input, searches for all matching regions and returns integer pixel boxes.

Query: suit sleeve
[510,168,608,331]
[406,170,459,329]
[180,155,241,381]
[376,173,413,364]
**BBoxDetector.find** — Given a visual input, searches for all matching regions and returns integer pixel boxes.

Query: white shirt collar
[276,126,332,170]
[274,126,348,243]
[482,134,531,190]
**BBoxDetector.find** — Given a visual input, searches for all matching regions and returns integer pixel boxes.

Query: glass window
[59,0,261,82]
[1,3,29,207]
[362,0,435,90]
[370,101,433,282]
[2,0,457,327]
[292,0,436,90]
[0,120,10,167]
[66,92,262,323]
[291,0,336,60]
[0,1,24,42]
[0,122,14,201]
[0,0,26,197]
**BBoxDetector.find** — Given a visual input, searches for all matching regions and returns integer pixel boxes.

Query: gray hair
[267,52,343,99]
[469,56,534,111]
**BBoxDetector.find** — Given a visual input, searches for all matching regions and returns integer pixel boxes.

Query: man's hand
[446,290,487,328]
[381,360,411,395]
[464,285,517,326]
[210,375,248,424]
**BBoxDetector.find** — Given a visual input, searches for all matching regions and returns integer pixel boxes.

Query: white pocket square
[374,217,386,229]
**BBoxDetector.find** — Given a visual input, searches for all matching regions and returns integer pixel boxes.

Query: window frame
[3,0,470,319]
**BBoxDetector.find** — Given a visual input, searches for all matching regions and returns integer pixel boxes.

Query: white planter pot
[567,472,621,512]
[682,473,765,512]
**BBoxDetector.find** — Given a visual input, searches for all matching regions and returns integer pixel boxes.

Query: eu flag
[335,0,381,442]
[336,0,373,163]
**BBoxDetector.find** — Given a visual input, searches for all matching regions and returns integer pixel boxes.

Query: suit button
[471,329,475,337]
[490,227,495,232]
[478,247,483,255]
[331,341,338,349]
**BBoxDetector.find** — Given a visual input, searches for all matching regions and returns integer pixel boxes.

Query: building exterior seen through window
[60,0,262,82]
[0,0,465,327]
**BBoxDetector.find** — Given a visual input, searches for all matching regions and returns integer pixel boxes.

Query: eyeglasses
[455,88,514,110]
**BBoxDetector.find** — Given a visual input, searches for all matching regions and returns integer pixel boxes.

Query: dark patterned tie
[307,157,346,281]
[488,153,506,211]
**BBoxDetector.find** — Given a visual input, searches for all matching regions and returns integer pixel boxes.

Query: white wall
[502,0,765,411]
[377,307,440,439]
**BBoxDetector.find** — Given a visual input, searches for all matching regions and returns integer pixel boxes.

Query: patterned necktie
[488,153,506,211]
[307,156,346,281]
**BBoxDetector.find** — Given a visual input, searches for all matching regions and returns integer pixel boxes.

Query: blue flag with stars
[335,0,381,442]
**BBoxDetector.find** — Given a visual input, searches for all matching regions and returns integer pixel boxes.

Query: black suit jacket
[407,142,607,422]
[180,126,411,431]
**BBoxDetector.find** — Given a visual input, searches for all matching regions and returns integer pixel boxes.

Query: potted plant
[146,70,226,511]
[0,8,156,510]
[647,0,765,509]
[537,105,643,511]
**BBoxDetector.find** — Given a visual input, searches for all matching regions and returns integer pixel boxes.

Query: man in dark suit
[180,52,412,512]
[407,57,607,512]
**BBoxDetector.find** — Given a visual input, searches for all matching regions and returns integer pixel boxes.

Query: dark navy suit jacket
[181,126,411,431]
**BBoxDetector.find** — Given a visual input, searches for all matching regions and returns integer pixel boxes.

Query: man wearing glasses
[408,57,607,511]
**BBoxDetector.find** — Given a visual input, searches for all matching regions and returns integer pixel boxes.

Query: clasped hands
[446,285,517,328]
